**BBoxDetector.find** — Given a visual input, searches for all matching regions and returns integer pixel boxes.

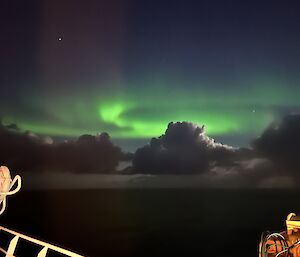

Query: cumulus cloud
[133,122,236,174]
[2,115,300,189]
[130,120,299,188]
[0,122,128,173]
[127,157,288,189]
[253,114,300,174]
[209,157,277,187]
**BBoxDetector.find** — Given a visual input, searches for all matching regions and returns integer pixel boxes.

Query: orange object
[259,213,300,257]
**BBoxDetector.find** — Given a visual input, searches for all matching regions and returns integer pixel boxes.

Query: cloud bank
[253,114,300,174]
[133,122,235,174]
[1,114,300,188]
[0,122,129,173]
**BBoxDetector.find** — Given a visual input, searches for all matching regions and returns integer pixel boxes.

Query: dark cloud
[208,157,278,188]
[126,157,282,189]
[133,122,236,174]
[2,116,300,189]
[253,114,300,174]
[130,120,296,188]
[0,122,129,173]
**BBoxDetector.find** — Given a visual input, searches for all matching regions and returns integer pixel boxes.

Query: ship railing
[0,225,84,257]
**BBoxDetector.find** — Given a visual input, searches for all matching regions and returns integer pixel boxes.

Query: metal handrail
[0,225,84,257]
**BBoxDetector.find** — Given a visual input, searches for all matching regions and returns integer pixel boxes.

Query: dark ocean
[0,189,299,257]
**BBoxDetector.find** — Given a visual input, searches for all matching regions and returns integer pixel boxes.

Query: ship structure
[0,166,84,257]
[259,213,300,257]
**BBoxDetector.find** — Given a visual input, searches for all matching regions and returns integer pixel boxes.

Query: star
[58,37,62,41]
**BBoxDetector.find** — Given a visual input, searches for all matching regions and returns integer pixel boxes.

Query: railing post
[0,225,84,257]
[37,246,48,257]
[6,235,19,257]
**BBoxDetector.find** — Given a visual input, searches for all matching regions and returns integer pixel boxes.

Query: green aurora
[2,82,300,139]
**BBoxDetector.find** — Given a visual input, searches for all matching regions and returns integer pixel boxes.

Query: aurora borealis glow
[3,82,300,140]
[2,0,300,148]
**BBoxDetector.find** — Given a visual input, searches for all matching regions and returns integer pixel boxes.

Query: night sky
[2,4,300,257]
[1,0,300,150]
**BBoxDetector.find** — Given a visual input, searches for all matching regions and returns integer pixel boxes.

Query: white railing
[0,225,85,257]
[0,167,85,256]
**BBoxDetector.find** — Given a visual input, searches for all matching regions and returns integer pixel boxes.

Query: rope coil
[0,166,22,215]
